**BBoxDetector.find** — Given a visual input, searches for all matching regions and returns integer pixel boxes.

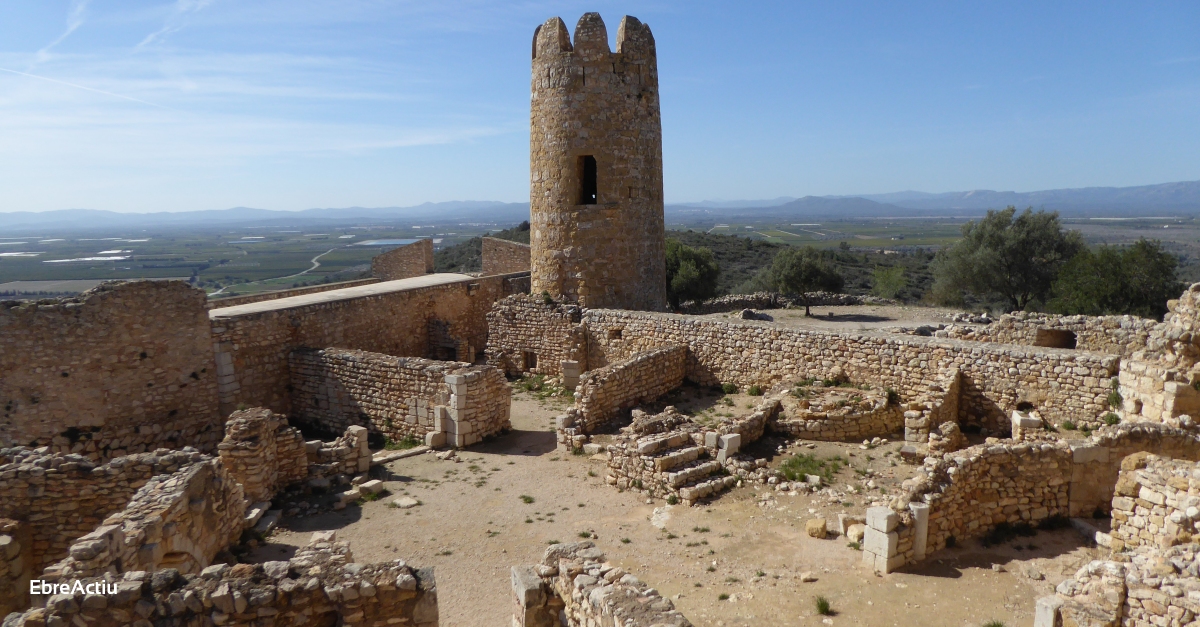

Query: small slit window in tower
[522,350,538,371]
[579,156,597,205]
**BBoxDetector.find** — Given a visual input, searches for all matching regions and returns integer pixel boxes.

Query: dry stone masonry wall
[1067,422,1200,518]
[678,291,889,315]
[530,14,667,311]
[211,272,526,416]
[217,408,308,504]
[566,345,686,434]
[7,531,438,627]
[482,237,531,275]
[486,295,587,377]
[0,281,222,459]
[512,541,690,627]
[1110,453,1200,551]
[936,310,1157,356]
[371,239,435,281]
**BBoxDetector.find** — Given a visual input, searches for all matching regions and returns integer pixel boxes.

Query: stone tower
[529,13,667,311]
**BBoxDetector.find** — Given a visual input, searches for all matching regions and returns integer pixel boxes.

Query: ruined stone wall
[0,518,31,617]
[0,447,212,613]
[939,311,1157,356]
[1109,454,1200,551]
[677,291,888,315]
[1067,422,1200,517]
[512,541,690,627]
[204,278,380,309]
[0,281,221,459]
[580,309,1120,432]
[211,272,525,416]
[217,408,308,504]
[530,14,667,312]
[485,294,587,377]
[42,456,245,582]
[289,348,511,448]
[371,238,434,281]
[1042,546,1200,627]
[482,237,531,275]
[571,345,686,432]
[771,389,904,442]
[904,369,962,443]
[11,532,438,627]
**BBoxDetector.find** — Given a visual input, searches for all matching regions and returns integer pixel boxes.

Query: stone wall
[41,456,245,582]
[938,310,1157,356]
[530,14,667,312]
[580,309,1119,432]
[903,368,963,443]
[678,291,889,315]
[570,345,687,433]
[0,447,213,613]
[204,278,380,309]
[772,384,904,442]
[289,348,512,448]
[1119,283,1200,424]
[0,280,222,459]
[482,237,531,275]
[1039,546,1200,627]
[485,294,587,377]
[512,541,690,627]
[0,518,31,617]
[217,408,308,504]
[10,531,438,627]
[1110,454,1200,551]
[371,238,434,281]
[1067,422,1200,517]
[211,271,527,416]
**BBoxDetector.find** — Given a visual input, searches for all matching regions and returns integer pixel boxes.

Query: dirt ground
[250,384,1100,627]
[700,303,970,332]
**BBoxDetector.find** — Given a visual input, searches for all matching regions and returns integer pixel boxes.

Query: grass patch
[692,526,710,533]
[815,596,833,616]
[578,531,592,539]
[1061,420,1077,431]
[779,453,841,482]
[983,622,1006,627]
[520,495,535,504]
[546,539,560,545]
[721,383,738,394]
[384,435,422,450]
[667,495,679,505]
[718,593,729,601]
[747,385,763,396]
[1104,412,1120,425]
[621,537,631,544]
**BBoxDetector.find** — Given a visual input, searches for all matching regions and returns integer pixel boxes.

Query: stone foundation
[772,380,903,441]
[289,348,511,448]
[512,541,690,627]
[8,531,438,627]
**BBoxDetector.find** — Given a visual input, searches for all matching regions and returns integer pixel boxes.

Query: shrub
[1108,381,1123,409]
[721,383,738,394]
[718,593,729,601]
[520,495,535,504]
[747,385,763,396]
[815,596,833,616]
[666,495,679,505]
[886,388,901,405]
[1061,420,1077,430]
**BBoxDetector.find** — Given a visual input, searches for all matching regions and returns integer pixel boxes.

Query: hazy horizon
[3,2,1198,213]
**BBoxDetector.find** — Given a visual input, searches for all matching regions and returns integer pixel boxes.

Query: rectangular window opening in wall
[579,155,597,205]
[522,350,538,371]
[1034,328,1077,349]
[608,328,623,340]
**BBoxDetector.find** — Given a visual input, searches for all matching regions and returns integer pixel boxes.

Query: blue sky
[2,1,1198,213]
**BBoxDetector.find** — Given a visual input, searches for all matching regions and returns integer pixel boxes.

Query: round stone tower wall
[529,13,667,312]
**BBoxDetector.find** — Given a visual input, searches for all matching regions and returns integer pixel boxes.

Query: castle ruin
[3,12,1200,627]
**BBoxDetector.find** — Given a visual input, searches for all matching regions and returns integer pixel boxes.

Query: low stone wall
[582,309,1119,433]
[11,531,438,627]
[570,345,687,433]
[486,294,588,377]
[204,278,380,309]
[1110,454,1200,550]
[1067,422,1200,518]
[372,238,434,280]
[0,519,31,617]
[211,271,528,416]
[938,311,1157,356]
[290,348,511,448]
[1039,546,1200,627]
[512,541,691,627]
[482,237,531,275]
[772,383,903,441]
[217,408,308,503]
[903,369,963,443]
[1,280,221,459]
[41,455,246,582]
[0,447,214,613]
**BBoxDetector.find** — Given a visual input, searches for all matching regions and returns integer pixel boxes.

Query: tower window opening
[579,155,597,205]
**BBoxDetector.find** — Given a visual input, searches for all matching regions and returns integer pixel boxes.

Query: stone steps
[665,460,723,488]
[651,445,704,471]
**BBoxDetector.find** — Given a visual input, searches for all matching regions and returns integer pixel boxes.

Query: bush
[747,385,763,396]
[1049,238,1181,319]
[872,265,907,299]
[1104,413,1120,426]
[666,495,679,505]
[1108,381,1123,408]
[757,246,844,316]
[666,239,720,309]
[721,383,738,394]
[815,596,833,616]
[1061,420,1077,431]
[886,388,900,405]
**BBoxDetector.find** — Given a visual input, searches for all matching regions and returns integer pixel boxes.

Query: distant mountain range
[3,180,1199,233]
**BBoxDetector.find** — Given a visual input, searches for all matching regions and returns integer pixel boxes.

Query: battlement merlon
[533,14,656,65]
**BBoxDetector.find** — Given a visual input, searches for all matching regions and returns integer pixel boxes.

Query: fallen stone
[359,480,384,495]
[806,518,828,539]
[799,571,817,582]
[582,443,605,455]
[847,524,866,543]
[392,497,420,509]
[253,510,282,535]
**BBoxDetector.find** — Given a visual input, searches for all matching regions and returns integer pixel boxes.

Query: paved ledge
[208,273,475,318]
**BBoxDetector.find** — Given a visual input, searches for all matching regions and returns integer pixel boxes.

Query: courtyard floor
[250,385,1101,627]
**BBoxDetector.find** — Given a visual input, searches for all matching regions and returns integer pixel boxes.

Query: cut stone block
[866,506,898,533]
[863,528,898,556]
[392,497,420,509]
[359,480,384,496]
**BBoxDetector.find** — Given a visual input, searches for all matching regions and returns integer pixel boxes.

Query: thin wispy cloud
[138,0,215,48]
[33,0,90,65]
[0,67,169,108]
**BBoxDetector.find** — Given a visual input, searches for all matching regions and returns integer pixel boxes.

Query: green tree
[871,265,906,300]
[1049,238,1181,319]
[665,239,720,309]
[930,207,1084,311]
[761,246,844,316]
